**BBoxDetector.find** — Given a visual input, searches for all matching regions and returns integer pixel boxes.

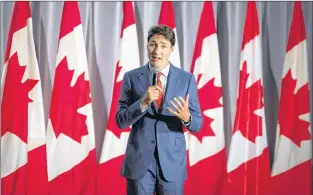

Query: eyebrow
[149,41,169,45]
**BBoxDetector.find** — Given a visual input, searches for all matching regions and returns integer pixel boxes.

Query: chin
[149,62,159,68]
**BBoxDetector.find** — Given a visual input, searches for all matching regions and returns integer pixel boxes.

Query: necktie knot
[157,72,163,80]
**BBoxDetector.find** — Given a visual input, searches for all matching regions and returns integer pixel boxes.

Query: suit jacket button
[151,140,155,144]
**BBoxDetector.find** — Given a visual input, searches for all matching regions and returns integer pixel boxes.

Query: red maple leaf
[278,69,311,147]
[107,62,130,138]
[233,61,263,143]
[1,52,38,143]
[189,74,223,142]
[49,57,91,143]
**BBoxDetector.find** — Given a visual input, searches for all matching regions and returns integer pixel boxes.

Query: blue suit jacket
[116,63,203,181]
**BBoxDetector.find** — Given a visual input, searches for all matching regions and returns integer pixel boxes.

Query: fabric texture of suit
[116,63,203,182]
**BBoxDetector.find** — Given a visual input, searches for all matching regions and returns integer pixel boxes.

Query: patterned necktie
[156,72,164,110]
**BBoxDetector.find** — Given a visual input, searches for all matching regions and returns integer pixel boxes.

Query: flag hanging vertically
[46,2,97,195]
[184,2,227,195]
[271,2,312,195]
[226,2,271,194]
[1,2,48,195]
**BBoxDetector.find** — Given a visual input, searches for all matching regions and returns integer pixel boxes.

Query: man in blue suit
[116,25,203,195]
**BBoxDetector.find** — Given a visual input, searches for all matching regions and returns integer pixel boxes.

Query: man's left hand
[167,94,191,123]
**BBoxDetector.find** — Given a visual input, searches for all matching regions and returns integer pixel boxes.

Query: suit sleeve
[185,74,203,132]
[115,72,147,129]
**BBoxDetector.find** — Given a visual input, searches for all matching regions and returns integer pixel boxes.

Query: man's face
[147,34,174,69]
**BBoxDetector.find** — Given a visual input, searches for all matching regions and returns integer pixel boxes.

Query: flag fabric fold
[225,2,271,194]
[184,2,227,195]
[1,2,48,195]
[46,2,97,195]
[271,2,312,195]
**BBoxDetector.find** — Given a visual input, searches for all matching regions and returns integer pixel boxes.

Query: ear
[170,46,175,52]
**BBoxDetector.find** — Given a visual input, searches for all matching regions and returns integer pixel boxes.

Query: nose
[153,45,162,55]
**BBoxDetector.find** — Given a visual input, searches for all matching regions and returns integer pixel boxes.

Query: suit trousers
[126,147,184,195]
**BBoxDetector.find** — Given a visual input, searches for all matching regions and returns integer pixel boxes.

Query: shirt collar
[148,62,170,77]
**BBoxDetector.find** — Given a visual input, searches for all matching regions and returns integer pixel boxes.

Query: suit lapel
[161,64,179,115]
[138,64,150,92]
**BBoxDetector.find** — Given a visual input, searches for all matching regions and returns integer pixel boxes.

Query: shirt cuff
[140,100,149,113]
[182,115,192,126]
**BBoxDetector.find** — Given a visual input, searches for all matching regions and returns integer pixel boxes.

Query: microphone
[151,67,160,86]
[152,72,157,85]
[151,68,160,110]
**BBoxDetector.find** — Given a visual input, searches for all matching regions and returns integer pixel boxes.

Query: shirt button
[151,140,155,144]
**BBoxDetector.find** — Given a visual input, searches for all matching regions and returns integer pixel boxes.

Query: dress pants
[126,148,184,195]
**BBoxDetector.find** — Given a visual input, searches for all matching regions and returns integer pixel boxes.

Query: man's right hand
[141,85,163,107]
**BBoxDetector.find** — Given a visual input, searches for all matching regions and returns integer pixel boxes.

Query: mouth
[151,56,161,62]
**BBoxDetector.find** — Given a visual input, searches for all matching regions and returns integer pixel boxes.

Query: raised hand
[167,94,191,123]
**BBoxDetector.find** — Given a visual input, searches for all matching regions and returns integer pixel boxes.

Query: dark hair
[147,25,176,46]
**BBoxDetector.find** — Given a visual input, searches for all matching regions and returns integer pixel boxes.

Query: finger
[151,86,163,93]
[174,98,183,109]
[155,86,163,93]
[167,107,179,116]
[151,90,160,95]
[185,94,190,104]
[151,93,160,99]
[150,95,157,101]
[170,100,180,111]
[178,96,186,105]
[148,87,157,93]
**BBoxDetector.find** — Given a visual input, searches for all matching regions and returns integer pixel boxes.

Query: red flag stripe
[241,1,259,49]
[286,2,306,52]
[190,1,216,74]
[121,1,136,38]
[58,1,82,40]
[4,2,31,62]
[158,1,176,29]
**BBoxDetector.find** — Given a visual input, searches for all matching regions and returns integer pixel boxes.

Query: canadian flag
[1,2,48,195]
[45,2,97,195]
[271,2,312,195]
[183,2,227,195]
[225,2,271,194]
[158,1,181,68]
[97,2,140,195]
